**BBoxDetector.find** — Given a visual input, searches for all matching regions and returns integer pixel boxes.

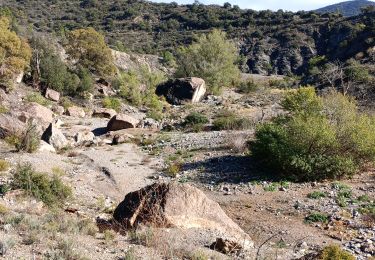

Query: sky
[151,0,369,11]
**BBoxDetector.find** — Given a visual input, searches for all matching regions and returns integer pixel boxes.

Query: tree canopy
[175,29,240,94]
[0,16,31,83]
[66,27,116,77]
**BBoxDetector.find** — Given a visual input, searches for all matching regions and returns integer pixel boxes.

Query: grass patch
[321,245,355,260]
[102,97,122,112]
[25,92,51,107]
[0,159,10,172]
[12,162,72,207]
[213,110,252,130]
[0,105,8,114]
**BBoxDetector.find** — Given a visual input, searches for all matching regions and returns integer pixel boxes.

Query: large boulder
[93,108,117,119]
[44,88,60,102]
[107,114,139,131]
[23,102,54,127]
[66,106,86,118]
[41,123,69,150]
[156,77,206,105]
[0,114,25,139]
[113,183,253,246]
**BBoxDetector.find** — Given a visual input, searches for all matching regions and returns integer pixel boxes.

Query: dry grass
[226,133,249,154]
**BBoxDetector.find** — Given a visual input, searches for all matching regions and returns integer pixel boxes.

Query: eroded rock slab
[113,182,253,247]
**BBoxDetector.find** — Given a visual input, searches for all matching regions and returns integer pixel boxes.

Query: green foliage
[305,212,329,223]
[102,97,122,112]
[251,87,375,181]
[185,112,209,125]
[213,110,252,130]
[320,245,355,260]
[0,16,31,83]
[12,162,72,207]
[30,37,93,96]
[9,122,40,153]
[0,105,8,114]
[307,191,327,199]
[238,78,259,93]
[175,29,240,94]
[25,92,51,107]
[161,51,176,67]
[66,27,116,77]
[113,67,166,120]
[0,159,10,172]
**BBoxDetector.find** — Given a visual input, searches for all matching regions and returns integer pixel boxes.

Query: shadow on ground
[92,127,107,136]
[183,155,280,184]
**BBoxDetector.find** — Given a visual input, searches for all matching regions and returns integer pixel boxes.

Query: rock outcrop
[22,102,54,128]
[44,88,60,102]
[107,114,139,131]
[0,114,25,139]
[156,77,206,105]
[93,108,117,119]
[66,106,86,118]
[113,182,253,246]
[41,123,69,150]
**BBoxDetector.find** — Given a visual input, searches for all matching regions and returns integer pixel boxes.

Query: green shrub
[102,97,122,112]
[251,87,375,181]
[0,159,10,172]
[307,191,327,199]
[113,68,165,120]
[12,162,72,207]
[238,78,259,93]
[320,245,355,260]
[0,105,8,114]
[305,212,329,223]
[26,93,51,107]
[9,123,40,153]
[213,110,252,130]
[184,112,209,126]
[175,29,240,94]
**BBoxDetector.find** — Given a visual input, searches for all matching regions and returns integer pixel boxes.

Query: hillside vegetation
[316,0,375,16]
[0,0,374,79]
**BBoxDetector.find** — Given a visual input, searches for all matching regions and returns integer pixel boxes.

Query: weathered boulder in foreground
[0,114,25,139]
[156,77,206,105]
[41,123,68,150]
[107,114,139,131]
[113,182,253,246]
[44,88,60,102]
[93,108,117,119]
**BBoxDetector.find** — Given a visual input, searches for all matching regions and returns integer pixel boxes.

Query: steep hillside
[315,0,375,16]
[0,0,374,76]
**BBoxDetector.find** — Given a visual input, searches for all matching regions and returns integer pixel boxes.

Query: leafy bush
[66,27,116,77]
[185,112,209,126]
[113,67,165,120]
[0,159,10,172]
[307,191,327,199]
[10,123,40,153]
[213,110,252,130]
[12,162,72,207]
[175,29,240,94]
[251,87,375,181]
[0,16,31,83]
[102,97,122,112]
[305,212,329,223]
[25,93,51,107]
[238,78,259,93]
[320,245,355,260]
[0,105,8,114]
